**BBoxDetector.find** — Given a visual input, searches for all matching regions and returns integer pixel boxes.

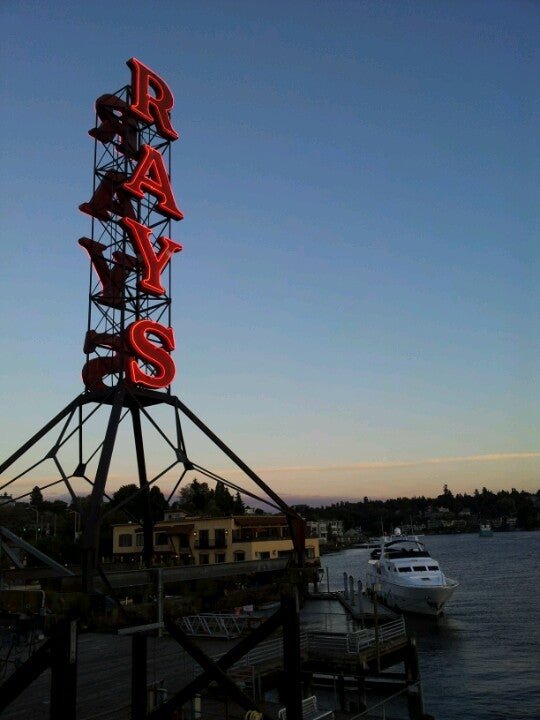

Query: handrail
[307,616,406,657]
[231,633,309,669]
[209,617,408,671]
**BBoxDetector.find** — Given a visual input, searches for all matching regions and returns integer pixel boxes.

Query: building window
[118,534,132,548]
[198,529,209,549]
[215,529,227,548]
[234,551,245,562]
[155,533,169,546]
[258,551,270,560]
[135,534,144,547]
[178,534,190,549]
[215,553,226,564]
[199,554,209,565]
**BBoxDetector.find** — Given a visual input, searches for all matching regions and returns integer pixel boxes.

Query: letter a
[79,171,136,221]
[123,145,184,220]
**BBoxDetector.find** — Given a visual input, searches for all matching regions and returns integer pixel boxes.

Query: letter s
[125,319,176,389]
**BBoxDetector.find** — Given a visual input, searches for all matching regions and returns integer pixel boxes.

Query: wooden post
[50,620,77,719]
[337,673,346,710]
[281,585,303,719]
[356,674,367,713]
[404,637,425,719]
[132,633,148,720]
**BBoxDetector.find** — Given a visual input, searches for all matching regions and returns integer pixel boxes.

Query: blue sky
[1,0,538,505]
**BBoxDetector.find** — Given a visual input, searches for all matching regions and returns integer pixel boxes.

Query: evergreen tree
[233,491,246,515]
[30,486,44,509]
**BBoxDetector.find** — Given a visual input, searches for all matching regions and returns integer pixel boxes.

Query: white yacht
[365,529,458,616]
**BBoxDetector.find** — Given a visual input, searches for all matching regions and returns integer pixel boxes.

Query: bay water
[320,530,540,720]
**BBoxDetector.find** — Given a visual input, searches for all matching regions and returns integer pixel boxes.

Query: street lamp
[25,506,39,543]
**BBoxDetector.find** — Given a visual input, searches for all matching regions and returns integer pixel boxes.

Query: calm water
[320,531,540,720]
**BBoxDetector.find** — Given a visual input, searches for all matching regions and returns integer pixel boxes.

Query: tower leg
[81,387,125,594]
[281,585,303,719]
[132,405,154,568]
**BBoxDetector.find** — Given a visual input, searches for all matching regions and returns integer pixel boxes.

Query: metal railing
[307,617,407,657]
[204,615,408,668]
[227,633,308,670]
[179,613,260,639]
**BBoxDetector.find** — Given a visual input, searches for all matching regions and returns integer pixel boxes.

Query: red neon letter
[79,238,137,307]
[126,320,176,389]
[82,330,123,391]
[127,58,179,141]
[79,171,136,221]
[121,218,182,296]
[123,145,183,220]
[82,356,123,391]
[89,94,138,158]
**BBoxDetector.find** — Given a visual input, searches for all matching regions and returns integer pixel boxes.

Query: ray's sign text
[79,59,182,391]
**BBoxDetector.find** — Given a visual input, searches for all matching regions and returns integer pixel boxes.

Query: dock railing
[307,617,407,657]
[211,616,407,671]
[226,633,308,670]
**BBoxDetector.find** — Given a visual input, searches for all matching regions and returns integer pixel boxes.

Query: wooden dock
[1,591,426,720]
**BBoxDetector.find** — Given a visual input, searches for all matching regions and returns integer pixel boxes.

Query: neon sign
[79,59,182,391]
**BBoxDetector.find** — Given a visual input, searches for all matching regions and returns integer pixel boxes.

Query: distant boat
[479,523,493,537]
[365,528,458,617]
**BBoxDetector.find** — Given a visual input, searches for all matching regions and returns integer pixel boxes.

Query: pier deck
[1,616,418,720]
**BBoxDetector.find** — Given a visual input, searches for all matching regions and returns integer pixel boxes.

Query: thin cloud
[250,452,540,474]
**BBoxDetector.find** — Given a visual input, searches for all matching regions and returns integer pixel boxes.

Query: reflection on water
[322,531,540,720]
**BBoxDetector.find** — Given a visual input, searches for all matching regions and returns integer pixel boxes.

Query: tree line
[0,482,537,567]
[291,485,539,535]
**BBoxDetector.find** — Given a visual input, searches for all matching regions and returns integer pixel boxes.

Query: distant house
[112,514,320,567]
[343,527,362,543]
[305,519,344,545]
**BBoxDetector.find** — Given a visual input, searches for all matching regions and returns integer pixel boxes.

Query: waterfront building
[112,513,321,567]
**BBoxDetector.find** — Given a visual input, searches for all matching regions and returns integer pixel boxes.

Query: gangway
[178,613,261,639]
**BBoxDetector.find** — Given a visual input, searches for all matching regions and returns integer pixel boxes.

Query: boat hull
[366,565,458,616]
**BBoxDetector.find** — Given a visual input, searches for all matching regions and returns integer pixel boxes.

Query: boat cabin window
[413,566,427,571]
[398,567,412,572]
[428,565,439,571]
